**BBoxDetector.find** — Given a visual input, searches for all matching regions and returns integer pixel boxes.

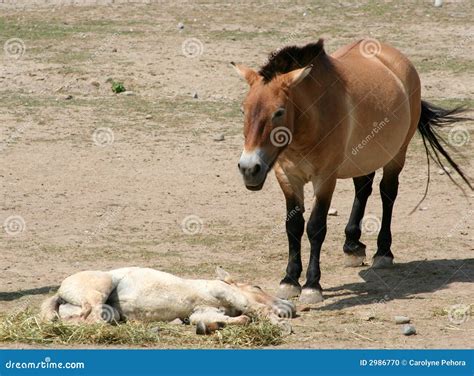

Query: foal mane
[258,39,326,83]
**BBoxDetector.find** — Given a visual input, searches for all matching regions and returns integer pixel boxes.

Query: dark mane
[258,39,326,83]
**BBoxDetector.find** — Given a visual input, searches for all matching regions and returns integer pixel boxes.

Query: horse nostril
[252,163,261,176]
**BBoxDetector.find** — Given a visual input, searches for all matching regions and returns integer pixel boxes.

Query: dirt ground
[0,0,473,348]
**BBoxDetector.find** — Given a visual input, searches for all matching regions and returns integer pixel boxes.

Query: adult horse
[232,39,472,304]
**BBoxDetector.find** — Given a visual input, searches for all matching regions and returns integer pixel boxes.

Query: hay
[0,310,283,348]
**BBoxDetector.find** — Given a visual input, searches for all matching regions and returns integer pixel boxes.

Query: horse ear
[231,62,259,86]
[283,65,313,87]
[216,266,234,284]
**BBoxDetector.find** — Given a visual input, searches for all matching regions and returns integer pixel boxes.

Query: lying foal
[40,267,296,332]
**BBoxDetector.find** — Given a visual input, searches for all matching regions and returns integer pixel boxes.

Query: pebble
[419,206,428,211]
[63,95,73,100]
[122,91,135,96]
[169,318,183,325]
[148,326,160,335]
[434,0,443,7]
[328,208,338,216]
[402,324,416,336]
[437,167,451,175]
[213,134,225,142]
[192,92,198,99]
[394,315,410,324]
[177,22,184,30]
[145,114,153,119]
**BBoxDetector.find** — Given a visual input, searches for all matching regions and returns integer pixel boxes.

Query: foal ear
[282,65,313,87]
[216,266,234,284]
[231,62,259,86]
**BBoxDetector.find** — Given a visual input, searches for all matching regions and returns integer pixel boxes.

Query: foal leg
[300,176,337,304]
[343,172,375,267]
[373,151,406,268]
[275,168,305,299]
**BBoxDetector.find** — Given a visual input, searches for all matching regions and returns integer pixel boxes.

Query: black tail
[415,101,473,210]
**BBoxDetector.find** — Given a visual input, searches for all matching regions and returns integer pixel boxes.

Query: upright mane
[258,39,326,83]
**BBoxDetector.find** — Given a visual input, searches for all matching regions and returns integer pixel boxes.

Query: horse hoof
[277,283,301,299]
[344,254,366,267]
[298,289,324,304]
[372,256,394,269]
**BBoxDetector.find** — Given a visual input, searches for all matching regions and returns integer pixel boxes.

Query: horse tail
[39,294,61,322]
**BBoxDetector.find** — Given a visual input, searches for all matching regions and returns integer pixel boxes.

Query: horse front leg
[275,168,305,299]
[300,176,336,304]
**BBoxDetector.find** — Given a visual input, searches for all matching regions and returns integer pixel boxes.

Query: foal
[40,267,295,330]
[232,39,472,304]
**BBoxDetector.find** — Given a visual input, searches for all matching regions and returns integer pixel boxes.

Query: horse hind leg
[343,172,375,267]
[372,149,406,268]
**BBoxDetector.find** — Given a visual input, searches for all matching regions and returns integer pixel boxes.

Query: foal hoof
[298,289,324,304]
[277,283,301,299]
[372,256,394,269]
[344,254,366,267]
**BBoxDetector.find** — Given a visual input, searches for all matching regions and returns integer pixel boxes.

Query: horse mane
[258,39,326,83]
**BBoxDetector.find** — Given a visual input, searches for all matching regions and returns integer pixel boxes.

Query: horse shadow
[320,258,473,311]
[0,286,59,302]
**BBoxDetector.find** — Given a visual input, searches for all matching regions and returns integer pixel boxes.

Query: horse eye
[272,108,285,119]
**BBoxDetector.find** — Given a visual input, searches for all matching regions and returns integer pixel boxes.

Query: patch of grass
[0,310,283,348]
[111,81,126,94]
[216,319,283,347]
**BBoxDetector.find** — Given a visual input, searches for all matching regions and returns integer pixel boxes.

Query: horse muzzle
[238,149,270,191]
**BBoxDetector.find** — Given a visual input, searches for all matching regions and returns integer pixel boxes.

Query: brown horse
[232,39,472,304]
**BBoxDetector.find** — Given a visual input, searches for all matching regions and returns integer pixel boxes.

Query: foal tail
[39,294,61,322]
[414,101,473,212]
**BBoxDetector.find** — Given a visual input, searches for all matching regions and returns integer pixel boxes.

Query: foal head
[232,62,312,190]
[216,267,296,319]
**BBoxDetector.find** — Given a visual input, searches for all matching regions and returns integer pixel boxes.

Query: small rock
[63,95,73,100]
[303,12,307,16]
[91,81,100,88]
[394,315,410,324]
[328,208,338,216]
[177,22,184,30]
[169,318,183,325]
[434,0,443,7]
[213,134,225,142]
[419,206,428,211]
[112,48,117,52]
[365,315,376,321]
[402,324,416,336]
[122,91,135,96]
[192,92,198,99]
[145,114,153,120]
[437,167,451,175]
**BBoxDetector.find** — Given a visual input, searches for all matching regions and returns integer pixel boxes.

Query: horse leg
[373,150,406,268]
[300,176,337,304]
[343,172,375,267]
[275,168,305,299]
